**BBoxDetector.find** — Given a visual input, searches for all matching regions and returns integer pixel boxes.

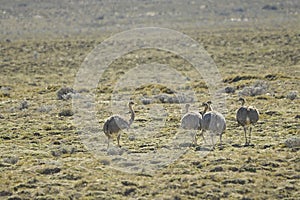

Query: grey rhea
[180,104,203,144]
[236,97,259,146]
[103,101,135,149]
[201,101,226,147]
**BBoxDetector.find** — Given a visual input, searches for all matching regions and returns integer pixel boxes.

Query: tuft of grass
[57,87,75,100]
[223,75,260,83]
[58,109,74,117]
[37,167,61,175]
[19,100,29,110]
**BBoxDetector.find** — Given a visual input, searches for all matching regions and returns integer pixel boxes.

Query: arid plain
[0,1,299,199]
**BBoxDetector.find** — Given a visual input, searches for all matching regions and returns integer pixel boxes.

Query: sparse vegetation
[0,2,300,199]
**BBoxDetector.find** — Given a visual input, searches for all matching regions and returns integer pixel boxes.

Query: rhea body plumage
[180,104,203,144]
[236,97,259,146]
[103,101,135,148]
[181,104,202,130]
[201,101,226,146]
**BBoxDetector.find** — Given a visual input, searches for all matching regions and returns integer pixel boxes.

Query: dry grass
[0,28,299,199]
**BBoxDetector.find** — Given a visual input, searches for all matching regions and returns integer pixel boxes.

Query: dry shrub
[239,81,268,96]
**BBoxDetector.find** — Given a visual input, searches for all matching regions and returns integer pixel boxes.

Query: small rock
[154,94,169,103]
[228,166,239,172]
[1,136,11,140]
[285,137,300,148]
[19,100,29,110]
[124,187,136,196]
[286,91,298,100]
[8,197,22,200]
[3,156,19,165]
[96,15,104,20]
[141,98,152,105]
[128,135,136,141]
[33,132,41,136]
[265,110,281,116]
[233,8,245,13]
[222,179,246,185]
[265,74,277,80]
[0,190,12,196]
[174,195,182,200]
[179,142,193,148]
[27,178,38,184]
[61,174,82,181]
[241,167,253,174]
[232,143,243,148]
[100,159,110,165]
[38,167,61,175]
[261,162,279,168]
[154,94,192,104]
[210,166,224,172]
[195,146,212,151]
[192,161,200,165]
[262,5,278,10]
[239,81,268,96]
[121,181,137,186]
[224,86,235,94]
[59,109,74,117]
[196,163,203,169]
[57,87,75,100]
[262,144,273,149]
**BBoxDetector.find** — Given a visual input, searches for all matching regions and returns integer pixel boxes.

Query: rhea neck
[239,98,246,106]
[202,103,212,115]
[185,104,190,114]
[128,103,135,126]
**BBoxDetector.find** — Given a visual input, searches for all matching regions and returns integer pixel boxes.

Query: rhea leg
[249,126,252,145]
[200,130,207,144]
[243,126,248,146]
[211,133,215,149]
[211,133,215,145]
[117,133,121,147]
[107,135,111,150]
[192,130,197,146]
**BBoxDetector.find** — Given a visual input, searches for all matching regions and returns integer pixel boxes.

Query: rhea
[103,101,135,149]
[201,101,226,147]
[180,103,203,144]
[236,97,259,146]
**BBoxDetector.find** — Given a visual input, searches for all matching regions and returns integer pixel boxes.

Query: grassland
[0,26,299,200]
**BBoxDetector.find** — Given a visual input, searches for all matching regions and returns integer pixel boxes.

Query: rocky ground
[0,1,300,199]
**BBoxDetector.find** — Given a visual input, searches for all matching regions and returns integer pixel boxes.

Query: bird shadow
[195,146,213,152]
[231,143,255,148]
[194,143,228,151]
